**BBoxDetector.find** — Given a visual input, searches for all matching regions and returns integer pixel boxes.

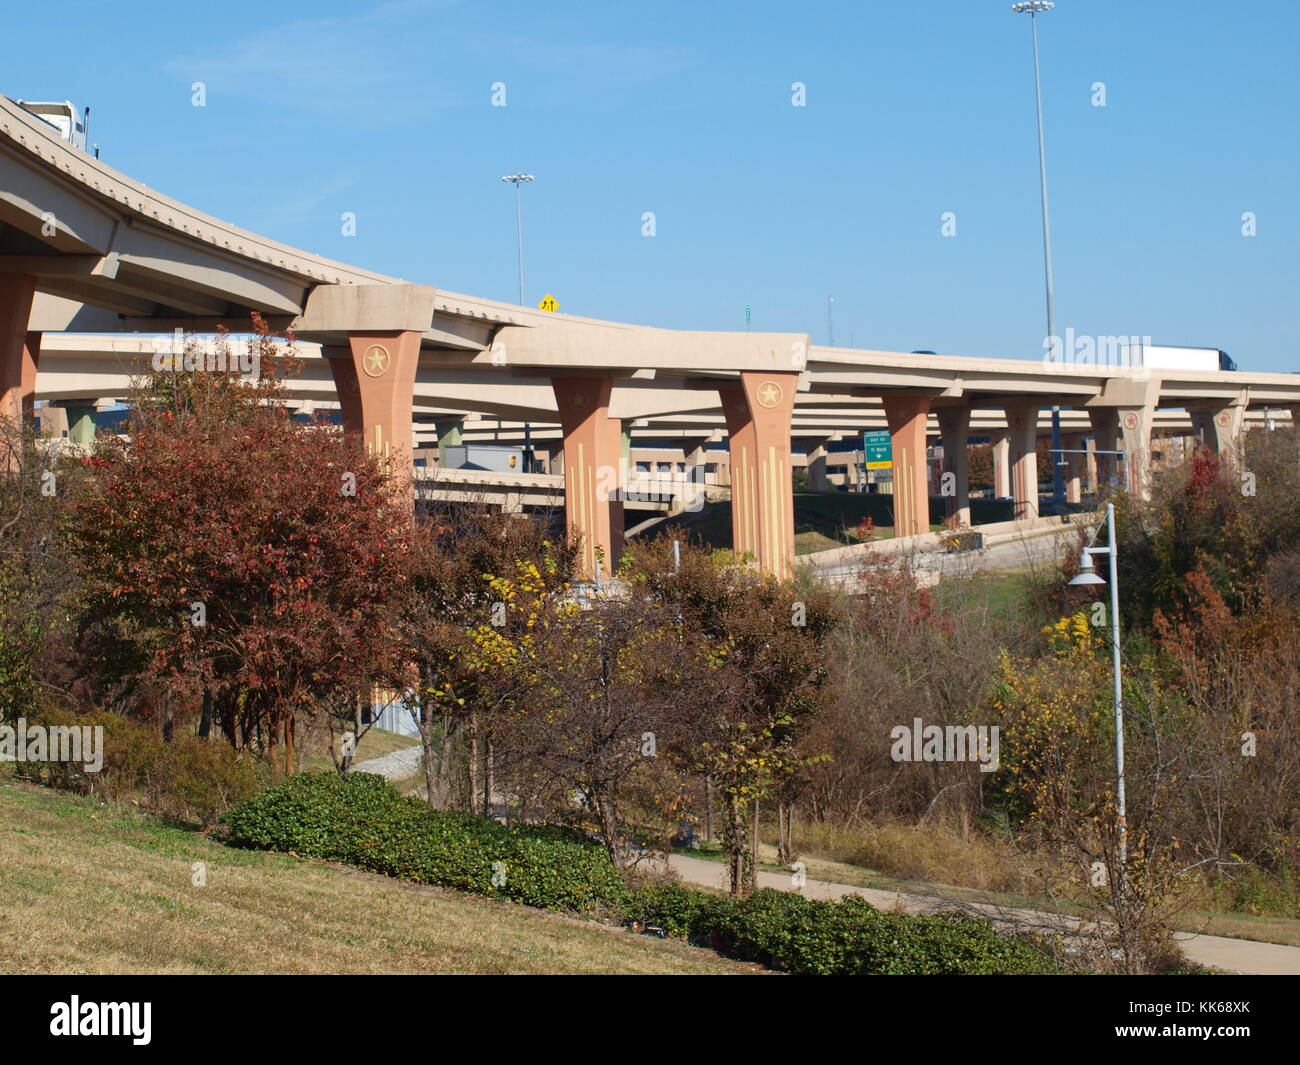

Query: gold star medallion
[362,344,391,378]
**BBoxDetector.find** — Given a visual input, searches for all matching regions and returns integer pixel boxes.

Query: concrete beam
[294,283,438,336]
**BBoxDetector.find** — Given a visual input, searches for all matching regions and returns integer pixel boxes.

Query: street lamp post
[1068,502,1126,893]
[1011,1,1065,510]
[500,173,534,305]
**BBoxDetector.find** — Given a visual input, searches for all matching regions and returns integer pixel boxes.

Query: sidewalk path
[666,853,1300,975]
[350,746,424,782]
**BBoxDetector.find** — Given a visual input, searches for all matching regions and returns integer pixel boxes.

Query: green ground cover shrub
[226,774,1057,974]
[222,772,629,913]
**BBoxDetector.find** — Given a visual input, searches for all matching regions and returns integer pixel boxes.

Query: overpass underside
[4,94,1299,581]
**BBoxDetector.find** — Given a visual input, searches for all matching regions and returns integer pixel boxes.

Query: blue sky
[10,0,1298,370]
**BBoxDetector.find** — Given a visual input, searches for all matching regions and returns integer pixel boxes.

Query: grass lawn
[0,779,762,975]
[649,492,1016,556]
[932,570,1042,626]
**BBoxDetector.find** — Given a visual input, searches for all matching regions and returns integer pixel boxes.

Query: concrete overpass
[4,93,1297,579]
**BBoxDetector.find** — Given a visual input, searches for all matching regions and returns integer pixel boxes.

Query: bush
[224,775,1053,973]
[627,884,1055,975]
[222,772,629,913]
[16,709,267,827]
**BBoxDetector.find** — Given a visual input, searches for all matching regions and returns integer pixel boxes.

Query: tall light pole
[1011,1,1065,509]
[500,173,534,305]
[1069,502,1126,897]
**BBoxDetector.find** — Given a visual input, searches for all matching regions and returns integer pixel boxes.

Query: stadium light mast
[1011,1,1065,509]
[500,173,534,305]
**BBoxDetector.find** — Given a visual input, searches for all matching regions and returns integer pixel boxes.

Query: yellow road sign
[538,294,559,312]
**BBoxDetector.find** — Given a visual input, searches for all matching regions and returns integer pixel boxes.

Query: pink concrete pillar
[720,371,798,579]
[551,376,623,579]
[883,394,933,538]
[326,330,422,497]
[0,274,39,425]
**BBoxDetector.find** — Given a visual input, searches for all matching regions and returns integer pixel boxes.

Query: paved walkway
[351,746,424,781]
[666,853,1300,975]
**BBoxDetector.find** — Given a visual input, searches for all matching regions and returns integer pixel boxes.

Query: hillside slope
[0,780,760,975]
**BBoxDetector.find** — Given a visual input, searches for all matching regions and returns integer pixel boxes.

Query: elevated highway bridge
[4,94,1296,578]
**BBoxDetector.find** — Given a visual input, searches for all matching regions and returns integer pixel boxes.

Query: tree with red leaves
[64,328,414,770]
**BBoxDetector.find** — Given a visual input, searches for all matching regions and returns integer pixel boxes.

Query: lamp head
[1068,548,1106,586]
[1011,1,1055,12]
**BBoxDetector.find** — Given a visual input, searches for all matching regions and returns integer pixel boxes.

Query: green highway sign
[863,429,892,470]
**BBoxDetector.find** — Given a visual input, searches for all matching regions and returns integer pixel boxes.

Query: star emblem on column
[756,381,783,409]
[362,344,390,378]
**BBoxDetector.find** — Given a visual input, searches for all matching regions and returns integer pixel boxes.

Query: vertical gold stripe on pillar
[735,446,750,558]
[896,450,907,536]
[764,446,778,576]
[576,441,590,573]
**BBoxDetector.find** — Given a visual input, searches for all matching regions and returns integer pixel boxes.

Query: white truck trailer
[1119,343,1237,372]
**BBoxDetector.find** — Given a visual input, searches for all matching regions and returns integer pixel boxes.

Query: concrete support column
[37,404,66,438]
[1084,436,1097,494]
[1118,403,1157,500]
[682,436,711,478]
[1090,380,1159,499]
[804,436,833,492]
[543,441,565,476]
[936,406,971,527]
[1190,393,1248,457]
[1061,433,1084,504]
[681,436,711,507]
[991,431,1011,499]
[1287,407,1300,464]
[719,371,798,579]
[1,274,39,425]
[326,331,421,499]
[682,438,708,467]
[551,376,623,579]
[1004,403,1042,521]
[434,418,463,464]
[1089,409,1121,491]
[48,401,97,446]
[883,394,933,538]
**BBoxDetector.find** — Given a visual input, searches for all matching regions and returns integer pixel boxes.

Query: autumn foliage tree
[624,537,840,895]
[396,507,575,809]
[63,329,413,769]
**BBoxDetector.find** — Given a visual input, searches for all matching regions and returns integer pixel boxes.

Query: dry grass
[0,779,761,975]
[759,821,1300,948]
[789,818,1021,893]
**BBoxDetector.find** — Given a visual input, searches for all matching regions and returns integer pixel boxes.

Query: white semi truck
[12,99,88,151]
[1119,343,1237,372]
